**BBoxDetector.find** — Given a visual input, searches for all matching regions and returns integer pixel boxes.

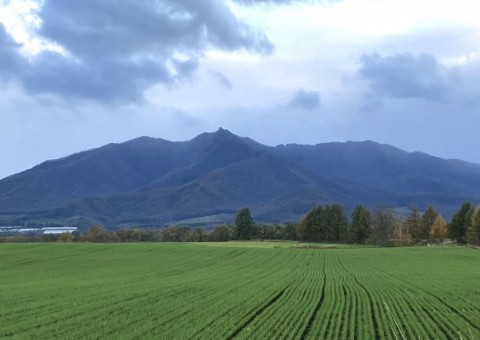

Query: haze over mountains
[1,128,479,229]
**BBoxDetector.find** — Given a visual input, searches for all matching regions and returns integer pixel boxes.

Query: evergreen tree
[466,205,480,246]
[326,204,349,241]
[297,206,323,242]
[351,205,372,243]
[449,202,474,243]
[297,204,348,242]
[421,206,439,240]
[235,207,254,240]
[284,223,298,240]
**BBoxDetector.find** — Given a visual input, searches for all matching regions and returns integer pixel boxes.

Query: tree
[326,204,349,241]
[117,228,134,242]
[297,206,324,242]
[429,215,448,242]
[466,205,480,246]
[449,202,474,243]
[235,207,255,240]
[209,225,233,242]
[160,225,193,242]
[116,228,155,242]
[81,225,117,243]
[283,223,297,240]
[256,224,276,240]
[350,205,372,243]
[42,234,59,242]
[58,232,74,242]
[405,207,422,243]
[192,228,206,242]
[393,217,411,246]
[369,207,397,246]
[421,206,438,240]
[297,204,348,242]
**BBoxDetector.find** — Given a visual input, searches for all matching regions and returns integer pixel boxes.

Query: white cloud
[249,0,480,38]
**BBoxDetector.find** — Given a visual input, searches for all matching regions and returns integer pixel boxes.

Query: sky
[0,0,480,179]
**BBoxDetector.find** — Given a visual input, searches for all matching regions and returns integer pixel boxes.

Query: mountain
[1,128,479,228]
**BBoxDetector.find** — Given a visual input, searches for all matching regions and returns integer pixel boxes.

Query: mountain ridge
[1,128,479,228]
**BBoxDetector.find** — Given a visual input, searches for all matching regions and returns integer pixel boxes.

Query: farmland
[0,243,479,339]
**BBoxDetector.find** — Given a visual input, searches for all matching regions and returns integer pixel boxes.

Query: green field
[0,243,479,339]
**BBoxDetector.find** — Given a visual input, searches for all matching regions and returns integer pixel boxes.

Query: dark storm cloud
[0,25,25,80]
[287,88,321,110]
[21,51,179,103]
[359,53,452,102]
[2,0,273,103]
[39,1,272,58]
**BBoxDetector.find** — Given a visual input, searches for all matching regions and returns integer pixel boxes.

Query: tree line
[1,202,479,246]
[234,203,480,246]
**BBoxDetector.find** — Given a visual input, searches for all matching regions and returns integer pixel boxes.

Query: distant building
[42,227,78,235]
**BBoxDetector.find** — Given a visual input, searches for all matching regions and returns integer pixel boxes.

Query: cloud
[38,1,273,57]
[287,88,321,110]
[210,71,232,89]
[233,0,300,4]
[359,53,453,102]
[1,0,273,103]
[0,24,25,80]
[232,0,334,4]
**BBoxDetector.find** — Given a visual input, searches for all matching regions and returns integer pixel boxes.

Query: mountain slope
[50,152,384,226]
[0,137,185,212]
[0,128,252,212]
[273,141,480,196]
[1,128,479,227]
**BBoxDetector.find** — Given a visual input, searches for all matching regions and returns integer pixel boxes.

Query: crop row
[0,244,479,339]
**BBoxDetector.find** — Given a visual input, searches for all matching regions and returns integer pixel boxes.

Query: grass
[0,243,479,339]
[198,240,371,248]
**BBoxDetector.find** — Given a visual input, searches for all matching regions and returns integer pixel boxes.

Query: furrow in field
[223,251,314,339]
[245,251,325,339]
[362,261,480,333]
[340,252,479,339]
[321,256,345,339]
[397,282,476,339]
[338,263,371,339]
[226,284,291,339]
[17,252,282,338]
[161,282,285,338]
[235,282,300,338]
[177,249,301,339]
[333,257,353,340]
[341,275,355,339]
[1,244,479,339]
[2,248,284,338]
[383,280,455,338]
[381,288,427,339]
[299,252,328,340]
[230,250,322,339]
[336,256,381,339]
[1,285,198,338]
[188,303,246,340]
[0,279,181,321]
[118,269,289,338]
[323,260,356,340]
